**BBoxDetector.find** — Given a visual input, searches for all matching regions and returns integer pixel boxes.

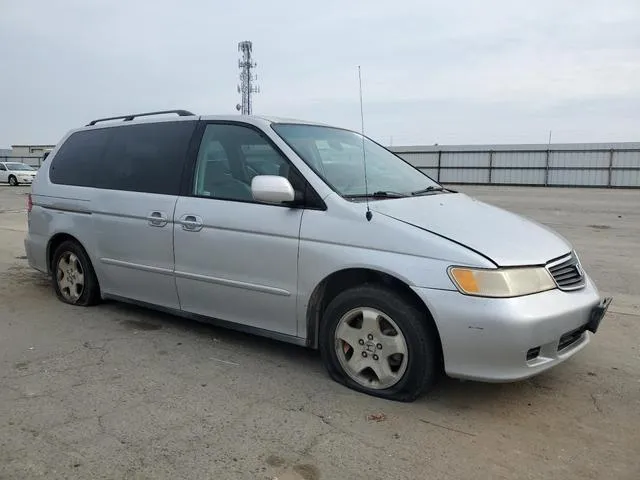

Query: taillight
[27,193,33,213]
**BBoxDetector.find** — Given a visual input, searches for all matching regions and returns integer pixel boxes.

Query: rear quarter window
[50,128,109,187]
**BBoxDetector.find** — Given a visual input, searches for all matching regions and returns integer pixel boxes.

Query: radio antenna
[358,66,372,221]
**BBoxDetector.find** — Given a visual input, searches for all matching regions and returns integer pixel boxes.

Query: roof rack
[86,109,196,126]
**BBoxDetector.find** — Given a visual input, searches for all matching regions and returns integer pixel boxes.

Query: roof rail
[86,109,196,126]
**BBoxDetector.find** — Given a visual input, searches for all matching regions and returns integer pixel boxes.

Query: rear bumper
[413,275,611,382]
[24,233,48,274]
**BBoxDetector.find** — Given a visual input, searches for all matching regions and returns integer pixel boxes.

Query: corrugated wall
[391,143,640,188]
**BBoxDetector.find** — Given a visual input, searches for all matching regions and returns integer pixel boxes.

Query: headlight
[448,266,556,298]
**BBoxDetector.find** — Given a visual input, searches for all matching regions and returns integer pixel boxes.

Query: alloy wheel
[56,252,85,303]
[334,307,409,390]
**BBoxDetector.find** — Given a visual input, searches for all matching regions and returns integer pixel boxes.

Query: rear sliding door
[89,120,197,308]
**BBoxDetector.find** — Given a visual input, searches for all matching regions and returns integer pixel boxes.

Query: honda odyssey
[24,110,612,401]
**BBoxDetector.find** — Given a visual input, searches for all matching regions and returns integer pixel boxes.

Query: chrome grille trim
[546,252,585,291]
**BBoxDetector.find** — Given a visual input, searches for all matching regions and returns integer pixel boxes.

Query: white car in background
[0,162,38,186]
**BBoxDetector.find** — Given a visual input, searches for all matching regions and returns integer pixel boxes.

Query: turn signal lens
[450,268,479,293]
[449,266,556,298]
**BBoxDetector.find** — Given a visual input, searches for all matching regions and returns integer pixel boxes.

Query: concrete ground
[0,184,638,480]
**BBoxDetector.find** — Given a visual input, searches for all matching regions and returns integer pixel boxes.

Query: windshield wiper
[345,190,408,199]
[411,185,447,196]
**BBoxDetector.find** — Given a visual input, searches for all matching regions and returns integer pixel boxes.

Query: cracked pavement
[1,185,639,479]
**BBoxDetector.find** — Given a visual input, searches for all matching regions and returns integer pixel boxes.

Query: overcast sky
[1,0,639,148]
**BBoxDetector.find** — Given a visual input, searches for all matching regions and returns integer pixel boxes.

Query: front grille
[546,252,585,290]
[558,324,587,351]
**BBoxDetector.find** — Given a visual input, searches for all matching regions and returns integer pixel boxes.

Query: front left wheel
[52,240,101,306]
[319,284,440,402]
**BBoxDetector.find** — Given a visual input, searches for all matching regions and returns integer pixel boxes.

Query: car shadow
[99,299,321,363]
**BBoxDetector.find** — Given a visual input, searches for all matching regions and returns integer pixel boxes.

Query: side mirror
[251,175,296,204]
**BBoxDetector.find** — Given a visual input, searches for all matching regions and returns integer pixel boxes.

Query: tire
[319,284,440,402]
[8,175,18,186]
[52,240,101,306]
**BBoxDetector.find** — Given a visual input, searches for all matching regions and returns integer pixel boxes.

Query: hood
[371,193,571,267]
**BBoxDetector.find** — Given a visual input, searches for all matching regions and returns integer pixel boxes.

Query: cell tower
[236,41,259,115]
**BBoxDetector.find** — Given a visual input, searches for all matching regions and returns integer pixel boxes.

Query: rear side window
[99,122,195,194]
[50,128,109,187]
[50,121,196,195]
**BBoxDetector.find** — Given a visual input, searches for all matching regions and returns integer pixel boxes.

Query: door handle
[147,211,168,227]
[179,214,203,232]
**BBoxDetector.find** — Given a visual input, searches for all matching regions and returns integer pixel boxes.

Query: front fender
[296,205,493,341]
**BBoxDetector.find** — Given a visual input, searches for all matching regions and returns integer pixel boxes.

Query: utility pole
[236,41,259,115]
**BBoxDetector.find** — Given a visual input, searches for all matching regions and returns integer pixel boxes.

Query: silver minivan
[25,110,612,401]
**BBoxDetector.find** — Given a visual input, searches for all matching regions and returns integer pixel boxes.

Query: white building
[11,144,55,156]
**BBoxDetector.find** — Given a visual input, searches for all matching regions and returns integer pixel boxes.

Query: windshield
[271,124,440,198]
[6,163,35,171]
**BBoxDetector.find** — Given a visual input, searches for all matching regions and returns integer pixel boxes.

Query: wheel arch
[47,233,90,274]
[305,268,443,357]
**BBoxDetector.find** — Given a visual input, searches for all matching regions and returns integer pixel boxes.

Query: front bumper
[18,176,34,184]
[413,275,612,382]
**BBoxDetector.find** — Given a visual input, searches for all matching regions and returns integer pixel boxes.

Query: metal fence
[390,142,640,188]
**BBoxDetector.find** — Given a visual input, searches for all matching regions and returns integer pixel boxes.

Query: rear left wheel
[52,240,101,306]
[319,284,440,402]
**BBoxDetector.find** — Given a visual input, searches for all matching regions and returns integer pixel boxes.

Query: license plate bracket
[587,297,612,334]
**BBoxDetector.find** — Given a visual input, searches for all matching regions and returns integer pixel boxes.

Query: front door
[173,123,304,336]
[0,164,7,183]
